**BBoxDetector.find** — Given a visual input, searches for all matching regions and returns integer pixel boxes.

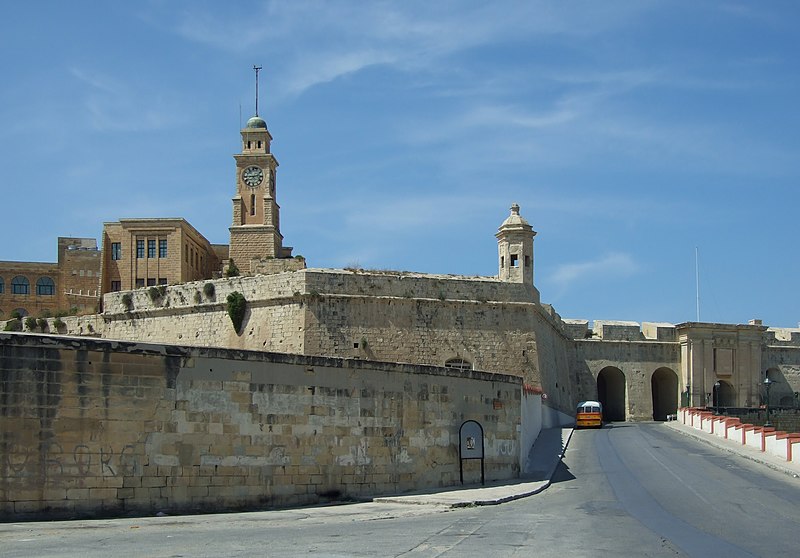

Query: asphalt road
[3,423,800,557]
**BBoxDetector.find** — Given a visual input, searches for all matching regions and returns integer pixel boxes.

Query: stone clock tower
[229,72,294,273]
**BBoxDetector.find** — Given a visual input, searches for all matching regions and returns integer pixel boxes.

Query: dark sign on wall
[459,419,484,485]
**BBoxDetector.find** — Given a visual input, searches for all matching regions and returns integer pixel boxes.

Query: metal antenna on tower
[253,64,262,116]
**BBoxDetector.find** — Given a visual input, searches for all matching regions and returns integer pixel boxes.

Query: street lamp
[686,384,691,408]
[714,381,721,414]
[763,376,774,428]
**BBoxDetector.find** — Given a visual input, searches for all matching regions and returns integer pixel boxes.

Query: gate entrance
[651,367,678,420]
[597,367,626,421]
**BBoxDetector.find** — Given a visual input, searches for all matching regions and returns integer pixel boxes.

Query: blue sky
[1,1,798,327]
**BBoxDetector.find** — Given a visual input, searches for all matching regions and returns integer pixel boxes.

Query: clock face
[242,166,264,187]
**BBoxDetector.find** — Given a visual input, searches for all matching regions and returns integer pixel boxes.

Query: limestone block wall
[572,339,681,420]
[99,273,308,353]
[0,333,522,521]
[301,268,538,304]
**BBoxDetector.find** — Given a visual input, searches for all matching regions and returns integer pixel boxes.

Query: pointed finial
[511,203,520,215]
[253,64,263,117]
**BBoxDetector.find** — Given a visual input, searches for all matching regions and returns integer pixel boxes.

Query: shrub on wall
[121,294,133,311]
[148,285,167,302]
[225,259,240,278]
[203,282,215,298]
[37,318,48,332]
[4,319,22,332]
[53,317,65,330]
[24,317,37,331]
[193,291,202,304]
[226,291,247,333]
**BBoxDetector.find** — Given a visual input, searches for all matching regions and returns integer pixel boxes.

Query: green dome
[246,116,267,129]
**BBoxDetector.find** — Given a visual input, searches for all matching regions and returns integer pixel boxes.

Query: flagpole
[695,247,700,322]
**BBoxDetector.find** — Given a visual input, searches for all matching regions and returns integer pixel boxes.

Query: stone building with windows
[100,218,227,294]
[0,237,100,319]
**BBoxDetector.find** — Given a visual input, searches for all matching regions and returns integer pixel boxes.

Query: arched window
[11,276,29,295]
[445,358,473,372]
[37,276,55,295]
[13,307,28,318]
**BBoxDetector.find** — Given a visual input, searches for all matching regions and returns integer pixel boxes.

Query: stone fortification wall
[100,273,307,353]
[0,333,521,521]
[301,268,539,304]
[571,338,681,420]
[38,269,578,413]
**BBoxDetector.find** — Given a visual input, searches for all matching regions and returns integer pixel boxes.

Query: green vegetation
[225,259,240,278]
[53,317,65,330]
[203,282,215,298]
[25,317,37,331]
[148,285,167,301]
[37,318,48,331]
[226,291,247,333]
[121,293,133,311]
[4,319,22,332]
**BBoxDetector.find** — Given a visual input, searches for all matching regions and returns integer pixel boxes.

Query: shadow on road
[550,461,576,484]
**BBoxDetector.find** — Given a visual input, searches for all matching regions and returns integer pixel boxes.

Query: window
[11,276,29,295]
[247,140,251,149]
[137,239,144,259]
[148,239,156,258]
[0,277,4,294]
[525,255,530,268]
[146,278,156,286]
[510,254,519,267]
[250,194,255,216]
[111,242,122,260]
[159,239,167,258]
[158,278,167,285]
[36,276,55,296]
[257,140,262,149]
[185,244,189,263]
[444,358,473,372]
[135,278,145,288]
[500,256,504,268]
[111,281,121,292]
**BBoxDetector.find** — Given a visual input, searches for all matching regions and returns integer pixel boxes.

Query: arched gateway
[651,367,678,420]
[597,367,626,421]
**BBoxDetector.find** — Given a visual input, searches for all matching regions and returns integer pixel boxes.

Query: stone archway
[597,367,626,422]
[651,368,678,421]
[713,380,736,407]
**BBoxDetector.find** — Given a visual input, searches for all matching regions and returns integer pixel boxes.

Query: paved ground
[662,419,800,478]
[373,420,800,509]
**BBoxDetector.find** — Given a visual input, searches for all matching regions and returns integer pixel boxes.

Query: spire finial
[511,203,520,215]
[253,64,263,117]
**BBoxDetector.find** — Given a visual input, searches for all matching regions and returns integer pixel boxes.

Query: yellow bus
[576,400,603,428]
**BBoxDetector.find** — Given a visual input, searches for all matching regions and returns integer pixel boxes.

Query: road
[2,423,800,557]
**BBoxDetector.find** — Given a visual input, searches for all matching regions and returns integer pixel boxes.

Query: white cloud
[156,1,658,98]
[548,253,639,288]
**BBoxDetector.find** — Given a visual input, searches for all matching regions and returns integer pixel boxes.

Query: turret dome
[246,116,267,129]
